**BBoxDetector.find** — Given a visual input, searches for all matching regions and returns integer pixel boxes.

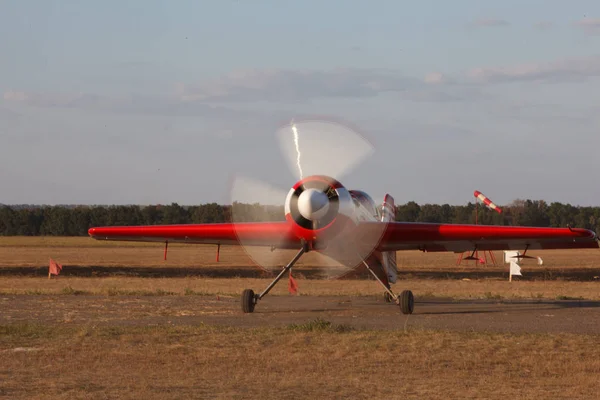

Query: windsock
[474,190,502,213]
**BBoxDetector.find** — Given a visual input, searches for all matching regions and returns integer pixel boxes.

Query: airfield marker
[509,261,522,281]
[288,269,298,295]
[48,258,63,279]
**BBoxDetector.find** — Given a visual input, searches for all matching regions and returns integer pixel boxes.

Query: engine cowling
[284,175,355,244]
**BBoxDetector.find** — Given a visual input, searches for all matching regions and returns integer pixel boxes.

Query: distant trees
[393,199,600,234]
[0,200,599,236]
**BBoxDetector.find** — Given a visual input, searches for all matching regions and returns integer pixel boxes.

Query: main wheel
[399,290,414,315]
[384,292,393,303]
[241,289,256,313]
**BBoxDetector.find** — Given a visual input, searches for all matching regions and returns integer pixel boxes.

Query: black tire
[384,292,393,303]
[399,290,414,315]
[241,289,256,313]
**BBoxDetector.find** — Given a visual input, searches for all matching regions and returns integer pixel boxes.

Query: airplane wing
[89,221,599,253]
[88,222,301,248]
[366,222,599,252]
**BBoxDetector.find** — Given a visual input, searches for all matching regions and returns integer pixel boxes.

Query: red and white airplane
[88,119,599,316]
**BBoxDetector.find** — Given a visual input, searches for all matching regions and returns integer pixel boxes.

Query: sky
[1,0,599,206]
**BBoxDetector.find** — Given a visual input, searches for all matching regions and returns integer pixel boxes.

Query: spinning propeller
[230,118,388,279]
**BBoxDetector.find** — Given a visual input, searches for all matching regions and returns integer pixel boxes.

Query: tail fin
[381,195,397,284]
[381,194,395,223]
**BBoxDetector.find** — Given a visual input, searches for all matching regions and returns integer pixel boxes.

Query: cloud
[0,106,20,126]
[3,89,90,107]
[2,68,422,110]
[424,72,445,84]
[1,89,271,119]
[468,55,600,83]
[14,54,599,114]
[404,90,466,103]
[575,18,600,34]
[470,18,509,28]
[0,65,489,115]
[175,68,420,102]
[113,61,155,69]
[3,90,28,102]
[534,21,555,30]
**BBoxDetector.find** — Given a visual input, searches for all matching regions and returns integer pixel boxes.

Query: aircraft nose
[297,188,330,220]
[88,228,96,236]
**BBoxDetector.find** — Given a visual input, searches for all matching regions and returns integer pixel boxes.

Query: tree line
[0,199,599,236]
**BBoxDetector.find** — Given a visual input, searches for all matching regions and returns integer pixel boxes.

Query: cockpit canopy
[349,190,380,219]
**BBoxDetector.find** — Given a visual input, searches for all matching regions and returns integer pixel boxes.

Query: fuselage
[279,175,393,280]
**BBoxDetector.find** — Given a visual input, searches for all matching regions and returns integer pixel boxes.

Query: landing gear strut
[361,259,414,315]
[384,291,393,303]
[241,241,414,315]
[241,241,309,313]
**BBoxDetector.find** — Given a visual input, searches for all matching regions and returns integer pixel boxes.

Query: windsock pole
[457,191,502,266]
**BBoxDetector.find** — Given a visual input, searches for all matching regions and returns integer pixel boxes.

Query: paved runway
[2,294,599,334]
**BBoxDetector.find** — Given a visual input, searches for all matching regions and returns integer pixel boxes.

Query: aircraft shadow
[2,265,600,281]
[0,265,274,278]
[236,298,600,316]
[399,268,600,281]
[416,299,600,315]
[256,308,339,314]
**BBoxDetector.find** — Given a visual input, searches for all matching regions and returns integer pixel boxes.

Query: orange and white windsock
[474,190,502,213]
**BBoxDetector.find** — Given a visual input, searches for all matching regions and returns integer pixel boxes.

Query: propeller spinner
[297,189,329,220]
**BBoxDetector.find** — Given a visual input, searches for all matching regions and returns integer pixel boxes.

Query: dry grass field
[1,236,599,399]
[1,323,599,399]
[0,236,598,300]
[1,236,599,271]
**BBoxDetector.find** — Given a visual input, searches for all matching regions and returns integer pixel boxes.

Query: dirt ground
[1,237,599,334]
[2,238,600,399]
[1,237,599,279]
[2,293,599,334]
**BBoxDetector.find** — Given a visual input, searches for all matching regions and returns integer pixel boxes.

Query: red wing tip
[576,228,597,238]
